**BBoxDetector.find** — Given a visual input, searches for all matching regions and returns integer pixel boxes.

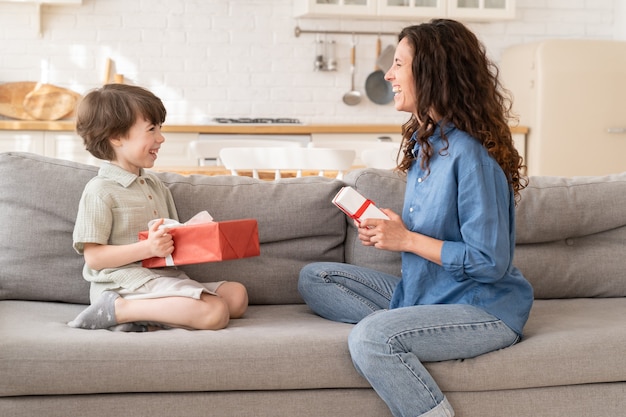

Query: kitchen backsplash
[0,0,622,125]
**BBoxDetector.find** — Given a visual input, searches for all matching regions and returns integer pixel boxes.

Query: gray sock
[68,291,120,330]
[109,323,148,332]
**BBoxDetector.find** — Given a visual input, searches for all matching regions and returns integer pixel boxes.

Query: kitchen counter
[0,120,529,135]
[150,165,354,180]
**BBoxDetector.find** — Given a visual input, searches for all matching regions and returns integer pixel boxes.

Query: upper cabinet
[294,0,379,19]
[447,0,515,21]
[378,0,447,19]
[294,0,515,21]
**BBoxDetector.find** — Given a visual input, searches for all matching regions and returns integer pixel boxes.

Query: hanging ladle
[342,36,361,106]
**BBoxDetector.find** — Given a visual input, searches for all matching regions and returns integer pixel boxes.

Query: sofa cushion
[2,298,625,397]
[514,173,626,298]
[342,169,406,276]
[0,153,96,304]
[515,173,626,244]
[344,168,626,299]
[0,301,365,397]
[156,171,346,304]
[0,152,345,305]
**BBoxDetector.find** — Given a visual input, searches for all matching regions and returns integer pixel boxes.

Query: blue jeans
[298,262,520,417]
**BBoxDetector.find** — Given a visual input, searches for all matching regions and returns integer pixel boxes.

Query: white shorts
[117,275,225,300]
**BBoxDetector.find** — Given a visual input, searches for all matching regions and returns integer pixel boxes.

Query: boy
[69,84,248,332]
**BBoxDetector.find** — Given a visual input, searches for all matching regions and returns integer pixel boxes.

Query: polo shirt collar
[99,162,150,188]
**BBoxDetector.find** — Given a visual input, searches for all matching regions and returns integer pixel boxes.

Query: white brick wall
[0,0,621,124]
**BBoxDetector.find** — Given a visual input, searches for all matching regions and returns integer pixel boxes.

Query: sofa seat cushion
[0,301,363,397]
[2,298,626,397]
[428,297,626,391]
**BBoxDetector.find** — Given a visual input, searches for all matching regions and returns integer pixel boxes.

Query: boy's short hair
[76,84,167,161]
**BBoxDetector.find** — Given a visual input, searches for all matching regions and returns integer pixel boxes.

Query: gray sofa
[1,151,625,417]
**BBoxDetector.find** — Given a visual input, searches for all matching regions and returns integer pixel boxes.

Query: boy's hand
[147,218,175,258]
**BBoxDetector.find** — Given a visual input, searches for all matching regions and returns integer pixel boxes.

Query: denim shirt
[391,124,533,336]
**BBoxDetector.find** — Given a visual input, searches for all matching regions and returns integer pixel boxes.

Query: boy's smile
[110,116,165,175]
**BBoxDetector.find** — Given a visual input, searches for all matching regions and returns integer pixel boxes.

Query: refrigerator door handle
[607,127,626,134]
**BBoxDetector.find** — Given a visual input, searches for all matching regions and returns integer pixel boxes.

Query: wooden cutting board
[0,81,81,121]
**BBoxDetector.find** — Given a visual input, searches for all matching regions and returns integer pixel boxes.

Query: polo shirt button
[140,179,145,184]
[148,195,153,200]
[417,178,422,183]
[409,207,414,212]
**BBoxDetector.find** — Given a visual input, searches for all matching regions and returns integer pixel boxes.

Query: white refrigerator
[500,39,626,177]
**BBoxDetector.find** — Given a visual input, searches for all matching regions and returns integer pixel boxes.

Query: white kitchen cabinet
[0,130,96,164]
[44,131,102,165]
[45,131,200,167]
[294,0,514,20]
[378,0,446,19]
[153,132,200,168]
[447,0,515,21]
[0,130,200,167]
[0,0,81,3]
[0,130,45,155]
[294,0,377,19]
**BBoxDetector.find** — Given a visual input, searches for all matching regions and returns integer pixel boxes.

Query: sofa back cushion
[342,169,405,276]
[0,153,97,304]
[160,171,346,304]
[0,153,345,305]
[344,168,626,299]
[514,173,626,298]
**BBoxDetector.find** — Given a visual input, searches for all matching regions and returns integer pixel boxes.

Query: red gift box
[138,219,260,268]
[332,186,389,225]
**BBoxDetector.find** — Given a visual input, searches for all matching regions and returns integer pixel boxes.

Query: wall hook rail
[294,26,398,38]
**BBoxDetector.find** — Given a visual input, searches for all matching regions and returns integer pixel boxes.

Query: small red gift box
[332,186,389,224]
[138,219,260,268]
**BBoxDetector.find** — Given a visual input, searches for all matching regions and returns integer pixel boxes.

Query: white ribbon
[147,211,214,266]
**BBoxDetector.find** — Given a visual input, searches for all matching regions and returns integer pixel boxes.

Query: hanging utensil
[365,37,394,105]
[342,37,361,106]
[103,57,112,85]
[376,44,395,73]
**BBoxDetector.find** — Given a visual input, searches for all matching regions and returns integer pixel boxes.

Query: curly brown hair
[76,83,166,161]
[395,19,526,202]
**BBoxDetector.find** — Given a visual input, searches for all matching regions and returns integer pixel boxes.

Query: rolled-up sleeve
[441,163,512,283]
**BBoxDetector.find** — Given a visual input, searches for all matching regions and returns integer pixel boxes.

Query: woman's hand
[357,209,411,251]
[358,209,443,265]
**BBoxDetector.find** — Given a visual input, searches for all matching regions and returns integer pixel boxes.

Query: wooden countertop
[151,165,353,180]
[0,120,529,135]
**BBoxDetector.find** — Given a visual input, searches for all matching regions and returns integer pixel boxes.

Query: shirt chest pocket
[111,206,153,242]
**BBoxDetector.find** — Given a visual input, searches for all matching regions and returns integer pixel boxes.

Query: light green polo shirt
[73,162,180,301]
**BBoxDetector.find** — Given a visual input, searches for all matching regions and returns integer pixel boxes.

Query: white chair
[188,139,304,166]
[361,143,401,169]
[309,140,400,169]
[219,147,356,180]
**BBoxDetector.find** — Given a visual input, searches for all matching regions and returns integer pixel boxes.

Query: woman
[298,19,533,417]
